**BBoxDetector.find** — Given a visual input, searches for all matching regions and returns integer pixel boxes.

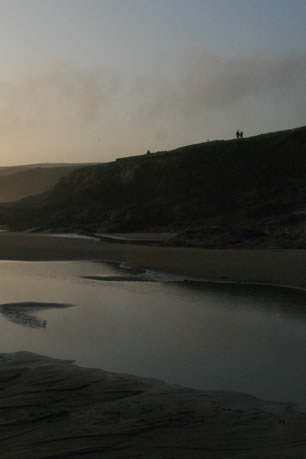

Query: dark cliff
[1,126,306,247]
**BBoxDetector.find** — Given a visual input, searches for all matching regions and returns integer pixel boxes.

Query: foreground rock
[1,353,306,458]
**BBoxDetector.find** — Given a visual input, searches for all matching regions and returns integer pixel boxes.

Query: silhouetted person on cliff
[236,130,240,139]
[240,130,244,138]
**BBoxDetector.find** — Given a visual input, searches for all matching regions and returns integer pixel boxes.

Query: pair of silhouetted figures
[236,130,243,139]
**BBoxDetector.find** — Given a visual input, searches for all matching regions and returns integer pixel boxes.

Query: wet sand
[0,302,73,328]
[1,232,306,457]
[1,351,306,459]
[0,231,305,290]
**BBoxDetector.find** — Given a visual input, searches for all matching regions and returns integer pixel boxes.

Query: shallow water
[1,260,306,404]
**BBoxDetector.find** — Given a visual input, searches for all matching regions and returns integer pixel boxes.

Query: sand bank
[1,351,306,459]
[0,302,72,328]
[0,231,305,290]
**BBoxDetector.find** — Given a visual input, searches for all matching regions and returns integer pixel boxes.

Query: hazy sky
[0,0,305,165]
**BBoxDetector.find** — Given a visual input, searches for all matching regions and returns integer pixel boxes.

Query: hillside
[0,126,306,248]
[0,164,83,202]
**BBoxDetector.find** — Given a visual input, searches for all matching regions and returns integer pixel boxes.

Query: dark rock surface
[1,352,306,458]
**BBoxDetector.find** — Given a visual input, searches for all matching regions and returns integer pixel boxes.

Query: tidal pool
[0,260,306,404]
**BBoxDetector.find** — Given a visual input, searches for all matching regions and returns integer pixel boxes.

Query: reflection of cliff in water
[0,302,73,329]
[179,281,306,322]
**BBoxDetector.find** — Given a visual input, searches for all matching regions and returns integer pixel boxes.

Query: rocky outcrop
[1,352,306,458]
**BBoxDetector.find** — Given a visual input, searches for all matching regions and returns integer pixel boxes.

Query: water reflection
[1,260,306,404]
[178,281,306,322]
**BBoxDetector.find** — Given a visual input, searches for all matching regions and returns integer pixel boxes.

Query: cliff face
[0,165,82,202]
[1,126,306,247]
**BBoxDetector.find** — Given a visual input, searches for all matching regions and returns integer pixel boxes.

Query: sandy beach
[0,231,305,290]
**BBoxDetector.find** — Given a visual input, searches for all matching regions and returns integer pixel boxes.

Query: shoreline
[2,250,306,295]
[0,231,305,290]
[83,263,306,295]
